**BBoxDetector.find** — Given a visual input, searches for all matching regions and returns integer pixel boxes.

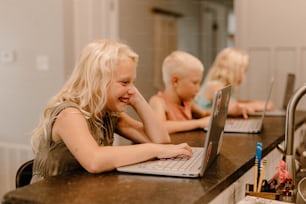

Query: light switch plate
[0,50,15,63]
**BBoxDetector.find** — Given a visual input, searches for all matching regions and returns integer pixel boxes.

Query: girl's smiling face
[105,58,137,112]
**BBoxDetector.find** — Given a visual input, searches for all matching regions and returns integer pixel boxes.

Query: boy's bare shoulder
[149,94,162,103]
[149,94,166,107]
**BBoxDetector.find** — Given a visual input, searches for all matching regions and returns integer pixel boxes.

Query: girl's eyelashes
[118,78,135,86]
[120,80,135,86]
[120,81,129,86]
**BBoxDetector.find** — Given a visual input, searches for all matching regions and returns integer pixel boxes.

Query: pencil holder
[245,184,280,200]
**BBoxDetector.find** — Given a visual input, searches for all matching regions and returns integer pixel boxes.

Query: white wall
[235,0,306,110]
[0,0,65,145]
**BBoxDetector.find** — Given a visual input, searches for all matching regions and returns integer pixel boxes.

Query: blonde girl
[31,39,192,183]
[196,47,273,118]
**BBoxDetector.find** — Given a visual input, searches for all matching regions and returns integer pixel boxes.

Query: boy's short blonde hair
[162,51,204,87]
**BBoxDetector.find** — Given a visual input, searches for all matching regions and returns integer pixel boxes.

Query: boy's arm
[149,96,210,134]
[164,119,210,134]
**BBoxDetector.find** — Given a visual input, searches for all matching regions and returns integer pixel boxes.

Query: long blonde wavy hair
[31,39,138,153]
[205,47,249,91]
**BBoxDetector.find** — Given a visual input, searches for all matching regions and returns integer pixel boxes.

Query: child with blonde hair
[30,39,192,183]
[195,47,274,118]
[149,51,210,134]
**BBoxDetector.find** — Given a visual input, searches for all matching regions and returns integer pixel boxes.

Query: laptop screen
[200,85,231,176]
[259,77,275,121]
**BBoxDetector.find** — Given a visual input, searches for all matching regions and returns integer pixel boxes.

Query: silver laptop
[250,73,295,117]
[117,85,231,178]
[224,78,274,134]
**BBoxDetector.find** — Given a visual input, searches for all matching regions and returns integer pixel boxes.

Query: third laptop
[224,78,274,134]
[249,73,295,117]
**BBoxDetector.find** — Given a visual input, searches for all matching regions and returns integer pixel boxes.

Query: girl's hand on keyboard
[156,143,192,159]
[228,102,249,119]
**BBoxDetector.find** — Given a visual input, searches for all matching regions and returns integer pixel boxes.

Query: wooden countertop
[2,112,306,204]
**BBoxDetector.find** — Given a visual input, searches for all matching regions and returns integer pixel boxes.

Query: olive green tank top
[31,102,118,183]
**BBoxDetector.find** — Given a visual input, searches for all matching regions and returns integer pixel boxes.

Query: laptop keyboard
[137,148,203,172]
[225,119,261,131]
